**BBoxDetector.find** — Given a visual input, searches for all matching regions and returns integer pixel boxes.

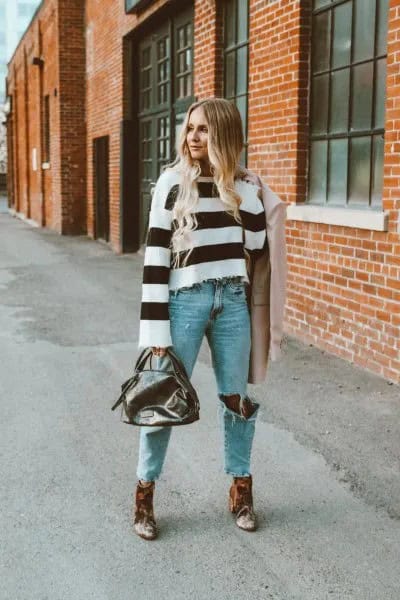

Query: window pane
[314,0,331,8]
[177,26,185,49]
[157,38,167,60]
[374,58,387,129]
[309,141,328,204]
[313,11,331,73]
[237,0,249,44]
[330,68,350,133]
[185,23,191,47]
[312,74,329,134]
[348,136,372,205]
[371,134,384,206]
[225,0,236,47]
[327,139,348,205]
[158,83,167,104]
[142,46,151,67]
[353,0,376,62]
[236,46,248,95]
[157,116,170,165]
[351,62,374,131]
[141,68,150,89]
[140,121,152,180]
[332,1,352,69]
[235,95,247,139]
[185,74,191,97]
[157,60,168,84]
[377,0,389,56]
[225,52,236,98]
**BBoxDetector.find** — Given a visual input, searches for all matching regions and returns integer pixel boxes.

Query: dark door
[137,6,194,245]
[93,136,110,242]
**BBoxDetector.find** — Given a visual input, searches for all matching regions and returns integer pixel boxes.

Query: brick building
[6,0,400,383]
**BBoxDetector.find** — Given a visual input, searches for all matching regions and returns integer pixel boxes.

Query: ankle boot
[229,475,257,531]
[133,481,157,540]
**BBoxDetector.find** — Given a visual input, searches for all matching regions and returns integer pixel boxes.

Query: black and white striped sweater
[139,169,267,348]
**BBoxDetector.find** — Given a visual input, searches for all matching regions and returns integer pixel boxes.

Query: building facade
[6,0,400,383]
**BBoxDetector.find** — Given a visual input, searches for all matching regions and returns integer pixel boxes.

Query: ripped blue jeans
[136,278,260,481]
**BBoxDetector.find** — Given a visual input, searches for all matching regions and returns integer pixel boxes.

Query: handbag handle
[134,347,186,379]
[111,346,199,413]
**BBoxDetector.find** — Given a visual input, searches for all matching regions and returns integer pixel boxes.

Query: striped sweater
[139,169,267,348]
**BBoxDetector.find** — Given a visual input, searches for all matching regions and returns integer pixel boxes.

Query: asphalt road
[1,208,399,600]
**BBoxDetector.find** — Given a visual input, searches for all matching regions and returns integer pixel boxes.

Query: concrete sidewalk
[0,210,399,600]
[0,193,8,213]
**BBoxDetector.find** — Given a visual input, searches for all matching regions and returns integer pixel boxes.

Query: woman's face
[186,106,209,164]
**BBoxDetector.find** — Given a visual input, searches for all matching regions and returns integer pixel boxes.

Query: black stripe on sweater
[143,266,170,284]
[164,185,179,210]
[146,227,171,248]
[240,209,266,232]
[140,302,169,320]
[171,210,265,232]
[173,242,244,266]
[197,182,218,198]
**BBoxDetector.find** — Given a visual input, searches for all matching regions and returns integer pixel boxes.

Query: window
[223,0,249,165]
[309,0,389,208]
[42,95,50,163]
[136,8,194,244]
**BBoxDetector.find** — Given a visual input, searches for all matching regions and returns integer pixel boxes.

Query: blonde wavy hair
[163,98,247,268]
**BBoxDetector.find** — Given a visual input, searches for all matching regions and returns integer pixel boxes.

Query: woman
[135,98,269,540]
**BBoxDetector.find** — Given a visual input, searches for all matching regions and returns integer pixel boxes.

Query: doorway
[136,6,195,245]
[93,136,110,242]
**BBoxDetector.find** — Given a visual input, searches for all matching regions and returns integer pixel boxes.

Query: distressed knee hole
[219,394,259,420]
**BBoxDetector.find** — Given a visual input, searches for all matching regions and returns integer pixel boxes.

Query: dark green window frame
[223,0,249,166]
[309,0,389,209]
[125,0,153,13]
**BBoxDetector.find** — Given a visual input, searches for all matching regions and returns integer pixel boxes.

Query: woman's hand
[151,347,168,357]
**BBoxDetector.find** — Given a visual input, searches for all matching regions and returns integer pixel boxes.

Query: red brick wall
[41,9,59,229]
[7,0,85,234]
[193,0,223,99]
[58,0,86,234]
[247,0,310,202]
[85,0,132,250]
[249,0,399,382]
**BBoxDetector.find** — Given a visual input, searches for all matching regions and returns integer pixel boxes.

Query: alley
[1,210,399,600]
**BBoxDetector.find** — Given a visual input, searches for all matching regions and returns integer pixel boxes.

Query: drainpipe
[32,22,45,226]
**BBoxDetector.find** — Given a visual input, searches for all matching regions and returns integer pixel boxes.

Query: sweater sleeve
[138,173,176,349]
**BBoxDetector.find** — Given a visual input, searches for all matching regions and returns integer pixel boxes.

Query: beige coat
[241,169,288,384]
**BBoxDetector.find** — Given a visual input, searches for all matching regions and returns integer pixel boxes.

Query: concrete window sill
[42,163,51,170]
[287,204,389,232]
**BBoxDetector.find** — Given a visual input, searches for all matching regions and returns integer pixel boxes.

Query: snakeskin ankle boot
[229,475,257,531]
[133,480,157,540]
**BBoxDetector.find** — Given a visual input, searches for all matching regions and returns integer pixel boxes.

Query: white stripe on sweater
[141,283,170,303]
[168,258,248,291]
[149,207,172,230]
[144,246,171,267]
[139,320,172,348]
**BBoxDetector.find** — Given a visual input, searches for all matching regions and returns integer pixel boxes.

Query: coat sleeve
[263,183,287,361]
[138,173,174,349]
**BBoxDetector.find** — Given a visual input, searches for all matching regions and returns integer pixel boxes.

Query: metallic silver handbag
[111,348,200,427]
